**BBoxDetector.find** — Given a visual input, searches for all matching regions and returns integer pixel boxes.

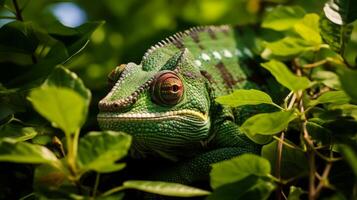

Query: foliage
[0,0,357,200]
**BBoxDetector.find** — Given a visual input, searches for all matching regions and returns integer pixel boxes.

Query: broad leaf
[208,176,275,200]
[48,21,105,60]
[262,140,308,179]
[320,15,353,53]
[323,0,357,25]
[215,89,276,108]
[0,123,37,142]
[241,110,297,136]
[261,37,310,60]
[309,91,350,107]
[0,139,59,165]
[311,70,341,89]
[262,6,305,31]
[210,154,271,189]
[294,14,322,44]
[78,131,131,173]
[338,69,357,103]
[34,163,68,189]
[122,181,210,197]
[261,60,312,92]
[28,86,86,135]
[44,66,91,107]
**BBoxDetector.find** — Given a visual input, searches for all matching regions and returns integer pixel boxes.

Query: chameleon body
[98,25,268,184]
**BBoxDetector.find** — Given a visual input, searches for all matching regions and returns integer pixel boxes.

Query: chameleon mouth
[97,109,208,122]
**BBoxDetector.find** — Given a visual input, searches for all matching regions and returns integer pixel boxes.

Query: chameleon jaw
[97,109,208,122]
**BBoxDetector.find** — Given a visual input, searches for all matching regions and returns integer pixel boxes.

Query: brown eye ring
[151,71,184,106]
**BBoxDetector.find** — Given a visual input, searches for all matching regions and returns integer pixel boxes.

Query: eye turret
[107,64,126,88]
[151,71,184,106]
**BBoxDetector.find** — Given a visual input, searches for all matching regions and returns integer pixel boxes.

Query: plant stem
[275,131,285,200]
[92,173,101,198]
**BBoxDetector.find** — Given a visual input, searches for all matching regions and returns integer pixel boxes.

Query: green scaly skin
[98,25,268,184]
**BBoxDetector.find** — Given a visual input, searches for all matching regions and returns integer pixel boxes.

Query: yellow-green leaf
[294,14,322,44]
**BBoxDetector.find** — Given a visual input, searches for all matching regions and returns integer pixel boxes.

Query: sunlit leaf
[311,70,341,89]
[262,6,305,31]
[0,139,59,165]
[309,91,350,107]
[294,14,322,44]
[215,89,277,108]
[241,110,297,136]
[78,131,131,173]
[28,86,86,135]
[261,60,312,92]
[210,154,271,189]
[122,181,210,197]
[208,175,275,200]
[261,37,310,60]
[44,66,91,112]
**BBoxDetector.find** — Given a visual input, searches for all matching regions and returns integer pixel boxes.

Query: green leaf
[0,139,59,165]
[207,176,275,200]
[261,60,312,92]
[121,181,210,197]
[34,163,68,190]
[320,15,353,53]
[262,140,308,179]
[328,104,357,120]
[311,70,341,89]
[261,37,311,60]
[48,21,105,60]
[28,86,86,135]
[287,186,305,200]
[323,0,357,25]
[309,91,350,107]
[210,154,271,189]
[215,89,277,108]
[0,123,37,142]
[78,131,132,173]
[44,66,91,107]
[241,110,297,136]
[338,69,357,103]
[294,14,322,44]
[338,144,357,176]
[262,6,306,31]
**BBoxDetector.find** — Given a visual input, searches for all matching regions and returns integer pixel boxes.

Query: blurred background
[0,0,327,130]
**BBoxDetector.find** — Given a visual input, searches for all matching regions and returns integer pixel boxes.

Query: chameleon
[97,25,273,184]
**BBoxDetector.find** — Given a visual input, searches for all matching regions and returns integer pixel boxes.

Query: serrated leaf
[28,86,86,135]
[338,69,357,103]
[261,60,312,92]
[208,175,275,200]
[241,110,297,136]
[0,139,59,165]
[294,14,322,44]
[122,181,210,197]
[215,89,276,108]
[262,140,308,179]
[309,91,350,107]
[261,37,310,60]
[262,6,306,31]
[323,0,357,25]
[210,154,271,189]
[78,131,131,174]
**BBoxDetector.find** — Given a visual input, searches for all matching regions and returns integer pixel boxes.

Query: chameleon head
[97,49,211,160]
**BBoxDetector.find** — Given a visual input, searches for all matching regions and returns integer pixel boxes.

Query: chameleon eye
[151,71,184,105]
[107,64,126,88]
